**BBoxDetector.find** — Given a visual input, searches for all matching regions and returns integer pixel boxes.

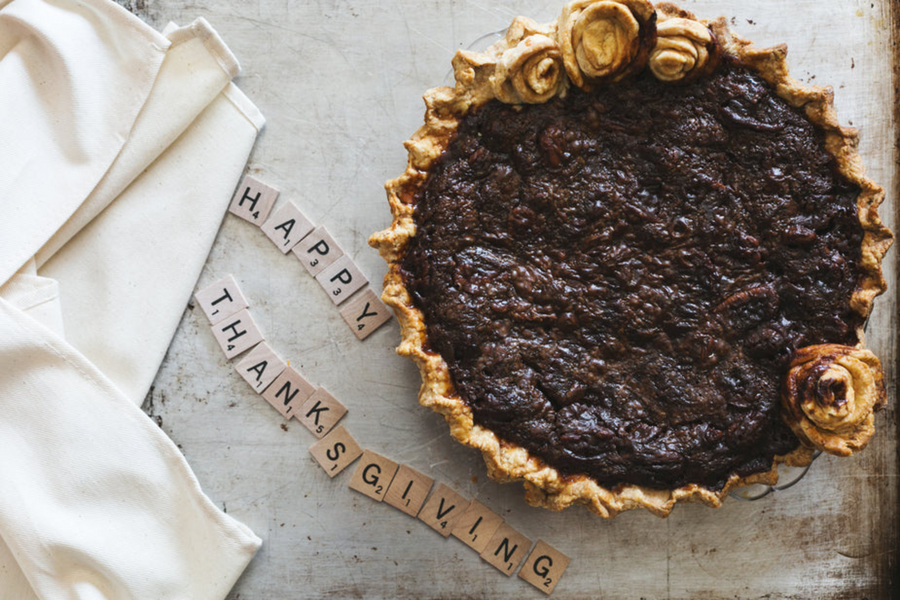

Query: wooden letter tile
[291,226,343,276]
[518,540,570,595]
[315,255,368,306]
[308,425,362,478]
[348,450,399,502]
[211,308,264,359]
[480,523,532,577]
[418,483,469,537]
[297,387,347,438]
[234,342,287,394]
[261,366,316,420]
[339,288,393,340]
[228,174,278,226]
[383,464,434,517]
[194,275,248,324]
[260,201,315,253]
[450,499,504,553]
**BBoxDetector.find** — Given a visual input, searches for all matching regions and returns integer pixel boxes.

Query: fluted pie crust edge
[369,1,893,518]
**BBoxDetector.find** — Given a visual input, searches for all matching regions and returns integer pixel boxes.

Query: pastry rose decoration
[782,344,886,457]
[557,0,657,89]
[649,16,719,83]
[491,18,567,104]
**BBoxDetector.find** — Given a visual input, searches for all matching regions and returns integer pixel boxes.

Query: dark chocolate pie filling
[401,57,865,491]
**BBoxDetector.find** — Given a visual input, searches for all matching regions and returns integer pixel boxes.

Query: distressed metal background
[124,0,898,597]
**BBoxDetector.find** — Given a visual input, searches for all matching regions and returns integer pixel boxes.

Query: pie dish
[370,0,893,517]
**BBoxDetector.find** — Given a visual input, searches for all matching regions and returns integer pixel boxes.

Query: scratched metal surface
[130,0,898,597]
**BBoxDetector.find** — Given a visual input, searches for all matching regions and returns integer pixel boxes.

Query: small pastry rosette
[649,15,719,83]
[782,344,886,457]
[491,18,567,104]
[557,0,657,89]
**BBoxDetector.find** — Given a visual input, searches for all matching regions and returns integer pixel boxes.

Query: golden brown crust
[781,344,886,457]
[369,0,893,518]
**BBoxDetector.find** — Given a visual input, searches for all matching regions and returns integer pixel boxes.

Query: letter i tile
[383,464,434,517]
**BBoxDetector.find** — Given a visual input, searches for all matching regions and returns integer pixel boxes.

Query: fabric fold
[0,0,169,286]
[0,1,267,598]
[0,298,261,600]
[41,83,265,405]
[35,16,243,268]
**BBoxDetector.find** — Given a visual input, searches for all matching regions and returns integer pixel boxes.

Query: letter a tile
[260,201,315,253]
[315,255,367,305]
[348,450,399,502]
[518,540,570,595]
[339,288,392,340]
[234,342,287,394]
[228,175,278,226]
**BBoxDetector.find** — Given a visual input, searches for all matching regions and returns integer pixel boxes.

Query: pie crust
[370,0,893,517]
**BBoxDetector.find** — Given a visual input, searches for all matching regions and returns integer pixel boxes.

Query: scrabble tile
[234,342,287,394]
[194,275,248,324]
[339,288,393,340]
[261,366,316,420]
[450,499,504,553]
[229,175,278,225]
[297,387,347,438]
[260,201,315,253]
[383,464,434,517]
[315,255,367,306]
[309,425,362,478]
[518,540,570,595]
[418,483,469,537]
[480,523,532,577]
[348,450,399,502]
[211,309,264,359]
[292,226,343,276]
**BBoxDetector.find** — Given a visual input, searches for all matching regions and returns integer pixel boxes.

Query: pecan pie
[370,1,893,517]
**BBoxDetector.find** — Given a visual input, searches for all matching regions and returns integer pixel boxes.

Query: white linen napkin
[0,1,265,598]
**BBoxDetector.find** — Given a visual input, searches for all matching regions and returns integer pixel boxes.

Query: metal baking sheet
[131,0,898,597]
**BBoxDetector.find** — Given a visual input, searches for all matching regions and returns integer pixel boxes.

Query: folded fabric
[0,1,265,598]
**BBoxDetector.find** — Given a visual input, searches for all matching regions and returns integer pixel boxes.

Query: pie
[369,0,893,517]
